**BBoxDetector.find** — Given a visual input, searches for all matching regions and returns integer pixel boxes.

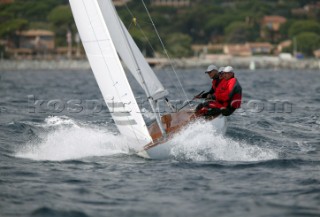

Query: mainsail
[69,0,153,149]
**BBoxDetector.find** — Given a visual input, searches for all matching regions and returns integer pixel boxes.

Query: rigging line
[124,3,186,102]
[82,0,146,145]
[115,1,167,137]
[141,0,192,108]
[124,4,157,60]
[128,22,133,30]
[123,3,184,112]
[135,23,185,101]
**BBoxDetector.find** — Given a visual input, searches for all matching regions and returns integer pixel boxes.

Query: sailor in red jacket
[195,66,242,117]
[214,66,242,116]
[195,64,223,116]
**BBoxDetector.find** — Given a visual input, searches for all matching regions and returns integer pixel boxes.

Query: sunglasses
[205,70,215,74]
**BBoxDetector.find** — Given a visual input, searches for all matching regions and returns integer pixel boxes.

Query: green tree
[0,9,28,37]
[129,27,158,57]
[47,5,74,46]
[0,18,28,37]
[165,33,192,58]
[47,5,73,27]
[295,32,320,56]
[224,21,252,43]
[24,2,54,21]
[289,20,320,37]
[1,0,67,22]
[177,4,222,43]
[279,19,294,39]
[3,0,320,58]
[204,14,233,40]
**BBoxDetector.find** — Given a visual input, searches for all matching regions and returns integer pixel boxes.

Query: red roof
[262,16,287,24]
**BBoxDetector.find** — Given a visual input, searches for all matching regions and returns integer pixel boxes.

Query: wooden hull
[137,109,226,159]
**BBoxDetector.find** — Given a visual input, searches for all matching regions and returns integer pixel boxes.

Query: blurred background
[1,0,320,69]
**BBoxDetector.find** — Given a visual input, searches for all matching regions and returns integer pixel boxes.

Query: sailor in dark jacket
[195,64,221,100]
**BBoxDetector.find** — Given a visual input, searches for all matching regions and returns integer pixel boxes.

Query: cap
[205,64,218,73]
[223,66,234,73]
[218,67,224,73]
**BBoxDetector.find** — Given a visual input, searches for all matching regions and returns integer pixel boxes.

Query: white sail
[69,0,152,149]
[97,0,168,100]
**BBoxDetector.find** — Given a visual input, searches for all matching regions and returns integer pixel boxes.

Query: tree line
[1,0,320,57]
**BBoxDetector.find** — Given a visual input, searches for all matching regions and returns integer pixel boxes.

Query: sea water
[0,68,319,217]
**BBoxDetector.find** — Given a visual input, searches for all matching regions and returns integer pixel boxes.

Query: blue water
[0,68,319,217]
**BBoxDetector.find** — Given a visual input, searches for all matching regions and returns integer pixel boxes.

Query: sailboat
[68,0,226,159]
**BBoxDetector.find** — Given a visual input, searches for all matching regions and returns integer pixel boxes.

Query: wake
[169,120,279,162]
[15,116,278,162]
[15,116,129,161]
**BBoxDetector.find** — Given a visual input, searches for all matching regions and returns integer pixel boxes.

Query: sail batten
[69,0,153,150]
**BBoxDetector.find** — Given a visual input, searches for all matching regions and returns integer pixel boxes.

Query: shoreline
[1,57,320,70]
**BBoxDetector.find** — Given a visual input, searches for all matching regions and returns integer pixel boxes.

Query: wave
[15,116,129,161]
[169,120,279,162]
[14,116,280,163]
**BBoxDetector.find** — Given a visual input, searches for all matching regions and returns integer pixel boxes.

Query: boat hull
[137,110,227,159]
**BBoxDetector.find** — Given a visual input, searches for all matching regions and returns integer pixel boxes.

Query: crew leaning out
[195,64,221,100]
[195,65,242,117]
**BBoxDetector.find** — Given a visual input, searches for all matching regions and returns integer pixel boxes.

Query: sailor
[194,64,224,117]
[214,66,242,116]
[195,66,242,117]
[194,64,221,100]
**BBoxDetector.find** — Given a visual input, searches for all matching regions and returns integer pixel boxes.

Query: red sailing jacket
[214,77,242,109]
[212,79,220,91]
[200,78,220,99]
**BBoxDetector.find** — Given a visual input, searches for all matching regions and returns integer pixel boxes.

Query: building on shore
[223,44,251,57]
[247,42,273,55]
[291,2,320,18]
[260,15,287,42]
[18,30,55,50]
[7,30,55,59]
[314,49,320,58]
[193,42,273,57]
[5,29,86,60]
[276,40,292,55]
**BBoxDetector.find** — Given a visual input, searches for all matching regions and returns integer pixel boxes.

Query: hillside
[1,0,320,57]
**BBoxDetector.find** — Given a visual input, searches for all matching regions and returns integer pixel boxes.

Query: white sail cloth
[97,0,168,100]
[69,0,152,149]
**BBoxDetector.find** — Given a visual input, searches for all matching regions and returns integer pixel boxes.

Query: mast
[113,2,167,138]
